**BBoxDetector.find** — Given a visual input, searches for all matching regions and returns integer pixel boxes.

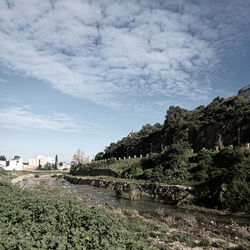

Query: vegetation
[55,154,58,168]
[71,157,141,176]
[81,95,250,213]
[73,144,250,213]
[121,142,191,183]
[0,155,6,161]
[37,162,57,170]
[72,149,89,165]
[0,180,159,249]
[95,123,163,160]
[96,96,250,159]
[0,168,249,249]
[194,147,250,213]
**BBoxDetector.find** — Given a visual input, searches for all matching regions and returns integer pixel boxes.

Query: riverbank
[64,175,192,204]
[15,174,250,249]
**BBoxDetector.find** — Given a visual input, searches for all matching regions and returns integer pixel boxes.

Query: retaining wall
[64,175,192,203]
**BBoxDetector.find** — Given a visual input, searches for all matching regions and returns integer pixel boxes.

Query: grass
[91,158,141,175]
[72,158,202,188]
[116,183,141,201]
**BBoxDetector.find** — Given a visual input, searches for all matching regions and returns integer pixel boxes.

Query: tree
[55,155,58,170]
[43,162,52,170]
[0,155,6,161]
[14,156,21,160]
[195,147,250,212]
[38,159,42,169]
[72,149,89,165]
[95,152,104,161]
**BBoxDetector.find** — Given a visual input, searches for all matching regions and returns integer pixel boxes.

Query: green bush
[194,147,250,212]
[192,149,214,181]
[121,142,192,182]
[121,162,144,179]
[0,181,157,249]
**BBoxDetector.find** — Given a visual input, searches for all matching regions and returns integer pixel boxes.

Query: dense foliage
[124,146,250,212]
[73,95,250,213]
[75,144,250,213]
[194,147,250,212]
[0,181,157,249]
[121,146,250,212]
[96,96,250,159]
[121,142,191,182]
[96,123,163,160]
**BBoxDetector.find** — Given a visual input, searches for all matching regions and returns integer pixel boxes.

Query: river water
[19,176,250,226]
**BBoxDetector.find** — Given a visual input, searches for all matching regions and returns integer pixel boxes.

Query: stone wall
[64,175,192,203]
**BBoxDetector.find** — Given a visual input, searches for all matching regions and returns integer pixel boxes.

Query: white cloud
[0,0,249,108]
[0,106,87,132]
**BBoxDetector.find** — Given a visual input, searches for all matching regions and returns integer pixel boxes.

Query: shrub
[192,149,214,181]
[0,181,156,249]
[194,147,250,212]
[121,162,144,179]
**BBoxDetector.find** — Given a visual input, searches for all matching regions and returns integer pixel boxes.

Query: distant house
[238,84,250,102]
[29,155,55,168]
[0,160,6,168]
[5,158,23,171]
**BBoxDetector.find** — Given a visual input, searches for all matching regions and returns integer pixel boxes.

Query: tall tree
[55,155,58,169]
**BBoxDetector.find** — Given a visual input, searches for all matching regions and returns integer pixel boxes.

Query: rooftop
[238,84,250,94]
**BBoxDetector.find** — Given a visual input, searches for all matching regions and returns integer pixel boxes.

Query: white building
[28,158,35,166]
[39,156,55,167]
[29,155,55,168]
[0,160,6,168]
[5,158,23,171]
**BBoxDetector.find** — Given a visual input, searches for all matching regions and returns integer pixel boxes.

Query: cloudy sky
[0,0,250,161]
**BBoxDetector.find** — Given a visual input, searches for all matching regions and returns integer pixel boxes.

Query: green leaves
[0,182,156,249]
[194,147,250,212]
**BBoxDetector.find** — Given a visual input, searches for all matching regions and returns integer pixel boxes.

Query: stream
[18,176,250,226]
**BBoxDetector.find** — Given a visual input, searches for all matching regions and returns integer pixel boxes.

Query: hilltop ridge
[96,95,250,160]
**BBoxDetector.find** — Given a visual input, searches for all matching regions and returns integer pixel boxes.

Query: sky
[0,0,250,162]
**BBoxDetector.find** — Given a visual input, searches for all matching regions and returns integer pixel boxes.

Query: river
[18,176,250,226]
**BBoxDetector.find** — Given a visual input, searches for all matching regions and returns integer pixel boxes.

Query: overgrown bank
[1,170,249,249]
[71,145,250,213]
[64,175,192,205]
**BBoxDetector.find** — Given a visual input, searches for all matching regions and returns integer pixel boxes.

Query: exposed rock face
[64,175,191,203]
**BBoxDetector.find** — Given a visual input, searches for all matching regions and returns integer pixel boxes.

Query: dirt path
[11,174,56,185]
[11,174,35,184]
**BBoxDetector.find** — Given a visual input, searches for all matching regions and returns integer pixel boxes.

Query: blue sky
[0,0,250,162]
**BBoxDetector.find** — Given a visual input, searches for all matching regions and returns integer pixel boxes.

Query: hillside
[70,95,250,213]
[96,96,250,160]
